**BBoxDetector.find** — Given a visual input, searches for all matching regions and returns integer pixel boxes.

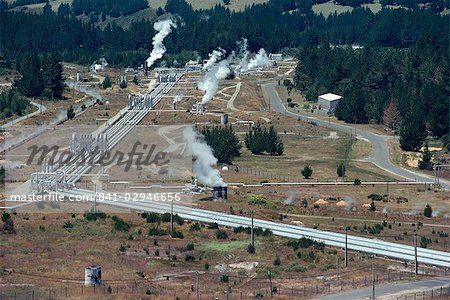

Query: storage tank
[85,266,102,286]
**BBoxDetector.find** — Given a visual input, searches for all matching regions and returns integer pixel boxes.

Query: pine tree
[368,201,376,212]
[102,75,112,89]
[16,54,44,98]
[301,165,313,179]
[245,123,266,155]
[67,106,75,119]
[399,110,426,151]
[265,125,284,155]
[382,98,402,132]
[42,53,64,100]
[337,162,346,177]
[423,204,432,218]
[418,144,433,170]
[201,126,241,164]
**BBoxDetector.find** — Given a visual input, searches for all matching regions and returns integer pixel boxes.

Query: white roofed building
[318,93,342,113]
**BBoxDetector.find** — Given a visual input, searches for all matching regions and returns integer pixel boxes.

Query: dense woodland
[0,0,448,148]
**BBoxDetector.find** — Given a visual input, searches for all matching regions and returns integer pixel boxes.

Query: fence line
[0,270,448,299]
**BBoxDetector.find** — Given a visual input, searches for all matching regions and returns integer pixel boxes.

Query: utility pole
[386,181,389,204]
[170,198,174,234]
[372,264,375,300]
[414,231,418,275]
[251,211,255,247]
[268,270,273,298]
[196,272,199,300]
[344,226,348,268]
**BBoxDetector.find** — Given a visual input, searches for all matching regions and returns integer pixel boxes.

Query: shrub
[204,263,210,270]
[301,165,313,179]
[220,275,229,283]
[185,254,195,262]
[247,244,255,254]
[146,213,161,223]
[149,227,167,236]
[353,178,361,185]
[63,221,73,229]
[186,243,195,251]
[190,222,201,231]
[171,230,184,239]
[113,218,130,232]
[216,230,228,239]
[424,204,433,218]
[273,255,281,266]
[208,222,219,229]
[337,162,346,177]
[84,211,106,222]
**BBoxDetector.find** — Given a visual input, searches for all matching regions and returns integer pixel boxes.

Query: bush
[84,211,106,222]
[220,275,229,283]
[420,236,432,248]
[353,178,361,185]
[424,204,433,218]
[171,230,184,239]
[273,255,281,266]
[368,193,384,201]
[146,213,161,223]
[216,230,228,239]
[337,162,346,177]
[149,227,167,236]
[190,222,201,231]
[63,221,73,229]
[186,243,195,251]
[368,201,376,212]
[247,244,255,254]
[204,263,210,270]
[208,222,219,229]
[301,165,313,179]
[184,254,195,261]
[113,218,130,232]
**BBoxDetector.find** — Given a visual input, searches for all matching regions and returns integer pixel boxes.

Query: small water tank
[85,265,102,286]
[221,114,228,125]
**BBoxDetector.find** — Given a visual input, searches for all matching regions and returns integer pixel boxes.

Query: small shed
[318,93,342,113]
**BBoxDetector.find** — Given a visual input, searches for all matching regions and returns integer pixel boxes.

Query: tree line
[293,43,448,151]
[1,0,448,67]
[0,89,29,119]
[14,53,64,100]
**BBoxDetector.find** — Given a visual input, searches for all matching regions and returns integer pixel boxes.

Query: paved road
[0,101,46,130]
[0,82,99,152]
[262,82,450,189]
[315,277,450,300]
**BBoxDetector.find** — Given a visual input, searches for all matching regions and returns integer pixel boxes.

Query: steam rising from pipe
[236,38,250,71]
[146,19,177,68]
[203,48,226,70]
[284,190,296,205]
[247,48,272,71]
[198,59,231,105]
[183,126,224,187]
[173,94,184,103]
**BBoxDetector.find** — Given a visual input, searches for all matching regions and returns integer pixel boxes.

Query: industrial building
[318,93,342,113]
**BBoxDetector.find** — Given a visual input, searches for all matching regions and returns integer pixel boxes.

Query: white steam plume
[183,126,224,187]
[236,38,250,71]
[186,54,201,65]
[284,190,297,205]
[173,94,184,103]
[344,196,356,211]
[203,48,226,70]
[246,48,272,71]
[146,19,177,68]
[198,59,231,105]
